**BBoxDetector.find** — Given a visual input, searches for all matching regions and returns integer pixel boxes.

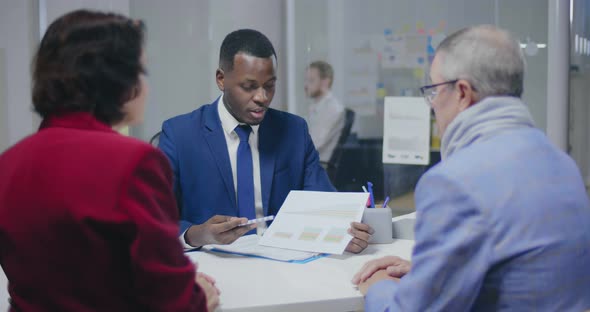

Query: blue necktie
[235,125,256,220]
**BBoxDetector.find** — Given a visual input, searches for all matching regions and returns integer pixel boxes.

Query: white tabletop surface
[187,239,415,312]
[0,268,6,311]
[0,214,417,312]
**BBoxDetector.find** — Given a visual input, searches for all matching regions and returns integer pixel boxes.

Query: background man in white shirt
[305,61,345,164]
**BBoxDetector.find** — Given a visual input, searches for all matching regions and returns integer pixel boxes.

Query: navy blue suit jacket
[159,99,335,233]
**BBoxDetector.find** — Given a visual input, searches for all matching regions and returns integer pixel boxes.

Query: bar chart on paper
[259,191,369,254]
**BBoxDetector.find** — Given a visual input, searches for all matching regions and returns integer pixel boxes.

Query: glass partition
[292,0,549,213]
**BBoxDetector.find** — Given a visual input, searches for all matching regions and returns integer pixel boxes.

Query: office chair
[149,131,161,147]
[324,108,355,182]
[148,130,184,214]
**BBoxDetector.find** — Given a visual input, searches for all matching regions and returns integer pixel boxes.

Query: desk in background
[333,136,440,201]
[333,138,385,198]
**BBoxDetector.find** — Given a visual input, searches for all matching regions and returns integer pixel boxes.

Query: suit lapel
[202,99,237,209]
[258,110,278,216]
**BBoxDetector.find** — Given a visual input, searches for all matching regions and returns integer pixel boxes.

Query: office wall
[292,0,550,138]
[339,0,496,138]
[0,48,7,153]
[129,0,211,141]
[208,0,286,112]
[43,0,130,30]
[0,0,289,145]
[0,0,37,153]
[569,0,590,184]
[292,0,329,117]
[570,70,590,183]
[0,0,132,154]
[498,0,548,131]
[0,1,581,170]
[41,0,131,135]
[0,1,561,146]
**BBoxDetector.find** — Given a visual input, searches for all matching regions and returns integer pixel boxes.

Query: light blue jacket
[366,127,590,311]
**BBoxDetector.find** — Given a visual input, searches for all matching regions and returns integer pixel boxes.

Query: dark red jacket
[0,112,206,311]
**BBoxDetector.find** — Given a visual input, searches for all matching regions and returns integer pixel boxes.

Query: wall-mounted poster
[382,97,430,165]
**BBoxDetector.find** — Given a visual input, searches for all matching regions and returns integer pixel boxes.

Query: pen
[382,196,390,208]
[239,215,275,226]
[367,182,375,208]
[361,186,370,208]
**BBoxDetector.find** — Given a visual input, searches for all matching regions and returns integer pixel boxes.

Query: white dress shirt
[181,96,265,247]
[307,92,345,163]
[217,95,264,218]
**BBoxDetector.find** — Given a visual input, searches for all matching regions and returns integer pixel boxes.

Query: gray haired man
[352,25,590,311]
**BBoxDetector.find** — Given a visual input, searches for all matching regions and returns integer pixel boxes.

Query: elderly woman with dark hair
[0,10,218,311]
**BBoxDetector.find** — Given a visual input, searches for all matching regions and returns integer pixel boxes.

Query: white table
[0,214,416,312]
[0,243,414,312]
[0,268,6,311]
[186,239,415,312]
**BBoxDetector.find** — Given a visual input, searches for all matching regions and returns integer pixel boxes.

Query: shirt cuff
[179,228,201,251]
[365,279,399,311]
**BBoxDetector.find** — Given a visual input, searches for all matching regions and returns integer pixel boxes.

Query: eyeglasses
[419,79,458,106]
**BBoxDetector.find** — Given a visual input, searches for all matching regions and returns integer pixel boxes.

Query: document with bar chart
[259,191,369,254]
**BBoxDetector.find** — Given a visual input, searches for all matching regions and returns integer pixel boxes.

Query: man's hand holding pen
[184,215,257,247]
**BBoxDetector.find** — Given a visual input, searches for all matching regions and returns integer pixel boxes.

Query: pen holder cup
[361,208,393,244]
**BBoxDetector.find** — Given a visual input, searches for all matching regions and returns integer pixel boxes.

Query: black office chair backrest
[326,108,355,180]
[338,109,355,147]
[148,130,183,214]
[149,131,161,147]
